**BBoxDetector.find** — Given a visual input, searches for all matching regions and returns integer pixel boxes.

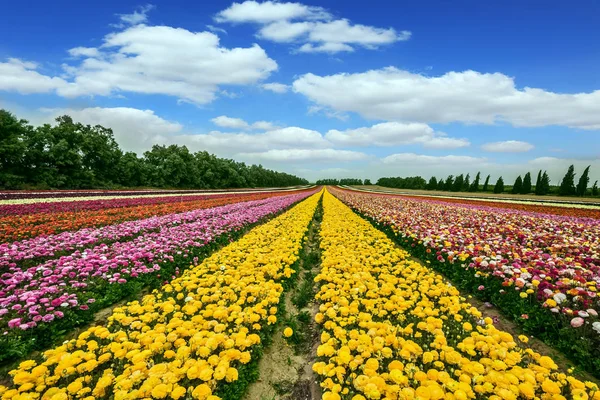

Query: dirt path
[244,199,323,400]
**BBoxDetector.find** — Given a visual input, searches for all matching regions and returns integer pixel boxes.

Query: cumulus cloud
[382,153,487,166]
[293,67,600,129]
[482,140,534,153]
[261,82,290,93]
[0,58,68,94]
[0,23,277,105]
[211,115,279,131]
[215,1,409,53]
[325,122,470,149]
[114,4,155,27]
[240,148,368,162]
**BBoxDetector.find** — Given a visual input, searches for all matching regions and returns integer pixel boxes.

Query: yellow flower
[283,327,293,338]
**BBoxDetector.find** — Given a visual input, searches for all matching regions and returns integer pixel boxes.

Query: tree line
[315,178,372,185]
[0,110,308,189]
[376,166,598,196]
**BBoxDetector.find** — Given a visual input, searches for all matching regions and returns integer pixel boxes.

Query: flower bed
[314,190,599,399]
[0,190,321,400]
[0,190,307,242]
[330,186,600,375]
[0,190,317,364]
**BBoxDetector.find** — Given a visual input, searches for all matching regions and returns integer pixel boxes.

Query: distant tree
[0,110,29,188]
[482,175,491,192]
[521,172,532,194]
[426,176,438,190]
[592,181,599,196]
[463,173,471,191]
[469,172,481,192]
[535,170,542,193]
[444,175,454,191]
[493,176,505,194]
[452,174,464,192]
[363,179,372,185]
[576,166,591,196]
[558,165,577,196]
[539,171,551,195]
[437,178,446,191]
[376,176,426,189]
[511,175,523,194]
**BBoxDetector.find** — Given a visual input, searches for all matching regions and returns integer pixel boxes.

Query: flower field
[1,186,599,400]
[330,186,600,375]
[0,189,322,399]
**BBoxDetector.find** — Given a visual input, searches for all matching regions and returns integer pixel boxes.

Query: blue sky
[1,0,599,183]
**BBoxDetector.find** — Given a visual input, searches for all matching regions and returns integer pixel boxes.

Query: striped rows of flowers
[0,189,258,201]
[313,190,599,400]
[1,191,315,330]
[0,190,301,242]
[330,186,600,375]
[0,190,322,400]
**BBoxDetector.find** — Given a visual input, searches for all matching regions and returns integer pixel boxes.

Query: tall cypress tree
[534,170,543,195]
[482,175,491,192]
[463,173,470,191]
[511,175,523,194]
[444,175,454,191]
[576,166,591,196]
[558,165,577,196]
[426,176,437,190]
[493,176,505,194]
[470,172,481,192]
[540,171,551,195]
[521,172,532,194]
[452,174,464,192]
[592,181,599,196]
[437,178,445,191]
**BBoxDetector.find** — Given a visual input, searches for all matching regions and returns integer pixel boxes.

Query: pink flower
[571,317,585,328]
[521,314,529,320]
[8,318,21,328]
[478,285,485,291]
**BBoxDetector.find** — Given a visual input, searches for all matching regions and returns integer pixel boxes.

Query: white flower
[578,311,590,318]
[593,322,600,334]
[184,296,193,302]
[587,309,598,317]
[553,293,567,304]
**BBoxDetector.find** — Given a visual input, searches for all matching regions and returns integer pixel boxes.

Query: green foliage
[363,179,372,185]
[493,176,505,193]
[482,174,491,192]
[0,109,307,189]
[444,175,454,191]
[436,177,445,191]
[558,164,577,196]
[469,172,481,192]
[592,181,599,196]
[576,165,591,196]
[511,175,523,194]
[521,172,532,194]
[316,178,363,185]
[426,176,438,190]
[452,174,464,192]
[376,176,427,190]
[535,170,551,195]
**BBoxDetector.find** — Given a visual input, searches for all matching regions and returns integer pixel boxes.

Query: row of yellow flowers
[0,191,322,400]
[313,190,599,400]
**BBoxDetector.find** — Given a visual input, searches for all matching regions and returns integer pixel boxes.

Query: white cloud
[261,82,290,93]
[0,58,68,94]
[114,4,155,27]
[293,67,600,130]
[325,122,470,149]
[211,115,280,131]
[482,140,534,153]
[240,148,368,162]
[68,47,101,58]
[216,2,409,53]
[211,115,250,129]
[39,107,181,153]
[382,153,487,166]
[215,1,330,24]
[206,25,227,35]
[1,24,277,105]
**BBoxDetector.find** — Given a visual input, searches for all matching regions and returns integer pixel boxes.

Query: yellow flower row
[0,190,323,400]
[314,190,599,400]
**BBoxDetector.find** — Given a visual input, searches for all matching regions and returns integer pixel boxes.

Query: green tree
[0,110,28,188]
[558,165,577,196]
[521,172,532,194]
[469,172,481,192]
[437,178,445,191]
[511,175,523,194]
[452,174,464,192]
[535,170,542,194]
[493,177,505,194]
[463,173,470,191]
[576,166,591,196]
[592,181,599,196]
[426,176,438,190]
[363,179,372,185]
[444,175,454,191]
[482,175,491,192]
